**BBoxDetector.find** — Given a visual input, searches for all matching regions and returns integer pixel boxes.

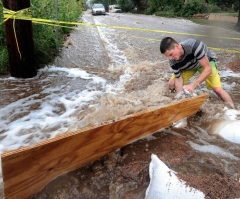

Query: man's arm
[175,75,184,93]
[183,56,212,92]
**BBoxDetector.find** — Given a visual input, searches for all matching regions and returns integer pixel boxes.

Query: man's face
[164,44,183,61]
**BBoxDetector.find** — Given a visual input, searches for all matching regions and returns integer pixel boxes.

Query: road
[54,11,240,68]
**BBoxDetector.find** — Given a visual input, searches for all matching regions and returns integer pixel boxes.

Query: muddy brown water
[1,11,240,199]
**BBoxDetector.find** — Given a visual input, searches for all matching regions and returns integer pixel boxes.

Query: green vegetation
[180,0,208,18]
[0,0,83,75]
[0,5,8,74]
[90,0,239,21]
[142,0,238,18]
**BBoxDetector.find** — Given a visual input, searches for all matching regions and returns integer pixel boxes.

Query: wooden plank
[1,93,208,199]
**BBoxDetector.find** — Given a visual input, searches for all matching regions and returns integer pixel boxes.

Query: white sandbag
[210,120,240,144]
[223,108,240,120]
[145,154,205,199]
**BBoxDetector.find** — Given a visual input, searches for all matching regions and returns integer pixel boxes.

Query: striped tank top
[169,38,216,78]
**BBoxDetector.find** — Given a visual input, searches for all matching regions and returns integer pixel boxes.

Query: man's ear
[174,43,180,49]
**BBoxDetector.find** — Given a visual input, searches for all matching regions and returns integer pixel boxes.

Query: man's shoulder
[180,38,199,47]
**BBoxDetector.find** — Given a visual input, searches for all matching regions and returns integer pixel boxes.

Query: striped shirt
[169,38,216,78]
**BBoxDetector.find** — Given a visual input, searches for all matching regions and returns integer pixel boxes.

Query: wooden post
[2,0,37,78]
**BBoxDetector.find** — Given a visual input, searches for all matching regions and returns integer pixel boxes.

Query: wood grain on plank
[1,93,208,199]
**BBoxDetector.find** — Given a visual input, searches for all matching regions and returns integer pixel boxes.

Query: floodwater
[1,11,240,198]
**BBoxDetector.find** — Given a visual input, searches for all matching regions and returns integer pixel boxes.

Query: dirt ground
[226,56,240,73]
[33,129,240,199]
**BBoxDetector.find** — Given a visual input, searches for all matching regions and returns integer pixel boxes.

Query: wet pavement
[1,11,240,198]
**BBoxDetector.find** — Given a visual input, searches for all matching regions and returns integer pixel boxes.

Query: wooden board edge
[1,93,208,199]
[1,93,208,158]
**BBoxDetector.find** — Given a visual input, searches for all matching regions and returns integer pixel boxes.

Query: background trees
[91,0,240,29]
[88,0,239,27]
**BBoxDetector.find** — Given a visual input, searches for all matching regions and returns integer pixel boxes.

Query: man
[160,37,233,106]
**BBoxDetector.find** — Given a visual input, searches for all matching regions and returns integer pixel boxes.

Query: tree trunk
[2,0,37,78]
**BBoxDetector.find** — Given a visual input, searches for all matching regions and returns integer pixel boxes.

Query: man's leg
[204,61,234,106]
[213,87,234,104]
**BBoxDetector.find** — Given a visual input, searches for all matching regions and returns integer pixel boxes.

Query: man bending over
[160,37,233,106]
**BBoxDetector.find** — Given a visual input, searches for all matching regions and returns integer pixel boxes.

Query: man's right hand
[168,79,175,88]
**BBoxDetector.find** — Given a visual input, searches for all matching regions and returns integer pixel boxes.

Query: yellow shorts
[170,61,222,90]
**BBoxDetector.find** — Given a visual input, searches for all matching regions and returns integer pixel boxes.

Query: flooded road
[1,11,240,198]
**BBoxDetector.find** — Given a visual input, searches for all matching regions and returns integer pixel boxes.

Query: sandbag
[145,154,205,199]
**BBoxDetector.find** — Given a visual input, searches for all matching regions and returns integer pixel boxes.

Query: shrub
[145,7,156,15]
[208,4,221,13]
[117,0,135,12]
[179,0,208,18]
[0,5,8,74]
[154,11,176,18]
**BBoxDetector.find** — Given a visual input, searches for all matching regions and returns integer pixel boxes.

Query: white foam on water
[1,64,141,154]
[106,66,137,94]
[188,141,239,160]
[0,66,108,154]
[0,66,108,195]
[93,17,128,67]
[145,154,205,199]
[172,117,188,128]
[215,70,240,93]
[0,64,150,192]
[219,70,240,78]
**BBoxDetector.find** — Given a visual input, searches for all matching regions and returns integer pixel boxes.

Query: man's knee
[213,87,228,99]
[213,87,223,95]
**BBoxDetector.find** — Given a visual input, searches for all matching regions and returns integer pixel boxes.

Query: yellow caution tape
[2,7,240,54]
[3,7,32,22]
[208,47,240,54]
[3,8,32,59]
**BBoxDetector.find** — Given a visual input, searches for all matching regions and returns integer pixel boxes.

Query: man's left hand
[183,84,195,93]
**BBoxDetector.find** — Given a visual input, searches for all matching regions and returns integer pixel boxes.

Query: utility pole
[2,0,37,78]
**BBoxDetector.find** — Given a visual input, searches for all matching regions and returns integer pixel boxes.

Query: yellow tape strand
[30,19,240,54]
[3,7,240,41]
[3,8,32,59]
[2,7,240,54]
[13,16,21,59]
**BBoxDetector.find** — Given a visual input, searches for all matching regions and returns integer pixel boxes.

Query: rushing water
[1,11,240,198]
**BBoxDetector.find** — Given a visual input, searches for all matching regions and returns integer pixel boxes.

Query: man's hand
[168,79,175,88]
[183,84,195,93]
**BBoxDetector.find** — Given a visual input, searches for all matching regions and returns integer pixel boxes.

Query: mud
[33,128,240,199]
[226,56,240,73]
